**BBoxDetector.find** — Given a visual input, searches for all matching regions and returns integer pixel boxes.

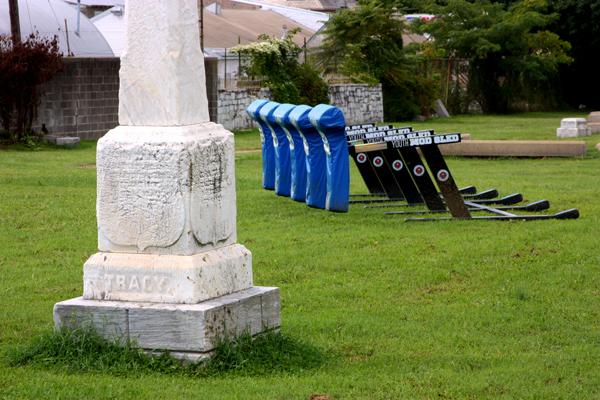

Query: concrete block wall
[35,58,120,140]
[329,84,383,126]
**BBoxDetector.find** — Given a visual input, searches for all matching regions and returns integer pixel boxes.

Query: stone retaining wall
[217,88,273,131]
[217,84,383,131]
[329,84,383,126]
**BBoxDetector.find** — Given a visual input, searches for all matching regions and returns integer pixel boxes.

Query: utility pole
[198,0,204,52]
[8,0,21,45]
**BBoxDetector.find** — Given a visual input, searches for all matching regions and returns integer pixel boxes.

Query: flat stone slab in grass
[440,140,586,157]
[54,286,281,359]
[41,135,59,144]
[42,136,81,147]
[56,137,81,148]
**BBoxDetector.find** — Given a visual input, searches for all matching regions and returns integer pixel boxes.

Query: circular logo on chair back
[437,169,450,182]
[357,153,367,163]
[373,156,384,167]
[413,165,425,176]
[392,160,403,171]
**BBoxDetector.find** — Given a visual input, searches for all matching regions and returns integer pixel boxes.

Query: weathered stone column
[53,0,280,361]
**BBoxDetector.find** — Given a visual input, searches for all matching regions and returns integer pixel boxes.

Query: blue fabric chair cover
[273,104,307,202]
[308,104,349,213]
[289,105,327,209]
[247,99,275,190]
[259,101,291,197]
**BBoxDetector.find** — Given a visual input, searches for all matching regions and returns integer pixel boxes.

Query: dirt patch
[309,395,332,400]
[235,149,261,154]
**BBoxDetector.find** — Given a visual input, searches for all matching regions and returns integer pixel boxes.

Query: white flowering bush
[230,31,301,85]
[231,30,329,105]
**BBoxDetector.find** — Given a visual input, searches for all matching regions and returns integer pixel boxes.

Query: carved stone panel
[96,123,237,255]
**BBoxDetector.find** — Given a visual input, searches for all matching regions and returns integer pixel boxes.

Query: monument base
[557,127,591,138]
[53,286,281,360]
[83,244,253,304]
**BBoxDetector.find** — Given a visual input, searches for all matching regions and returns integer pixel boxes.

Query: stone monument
[53,0,280,362]
[587,111,600,134]
[557,118,591,138]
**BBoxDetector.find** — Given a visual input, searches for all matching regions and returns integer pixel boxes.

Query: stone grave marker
[53,0,280,362]
[557,118,591,138]
[588,111,600,134]
[435,99,451,118]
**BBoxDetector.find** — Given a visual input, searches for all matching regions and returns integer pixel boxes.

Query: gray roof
[0,0,114,57]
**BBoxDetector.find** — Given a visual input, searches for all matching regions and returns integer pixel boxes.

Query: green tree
[314,1,440,120]
[413,0,572,113]
[487,0,599,109]
[315,2,405,85]
[231,31,329,106]
[546,0,600,109]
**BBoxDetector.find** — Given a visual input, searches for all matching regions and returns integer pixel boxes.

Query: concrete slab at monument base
[53,286,281,358]
[440,140,586,157]
[83,244,253,303]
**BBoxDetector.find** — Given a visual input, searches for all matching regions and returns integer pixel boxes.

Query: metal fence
[424,58,469,109]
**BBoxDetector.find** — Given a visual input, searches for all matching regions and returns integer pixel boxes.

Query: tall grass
[7,321,331,378]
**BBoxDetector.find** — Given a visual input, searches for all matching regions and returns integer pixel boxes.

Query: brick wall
[35,58,120,140]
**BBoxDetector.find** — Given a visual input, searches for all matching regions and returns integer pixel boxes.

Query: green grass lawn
[233,110,598,153]
[2,113,600,399]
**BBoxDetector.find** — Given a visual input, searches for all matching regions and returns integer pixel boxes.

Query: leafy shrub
[295,63,330,106]
[271,81,301,105]
[0,32,64,144]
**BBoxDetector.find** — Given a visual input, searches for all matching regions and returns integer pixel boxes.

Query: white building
[0,0,114,57]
